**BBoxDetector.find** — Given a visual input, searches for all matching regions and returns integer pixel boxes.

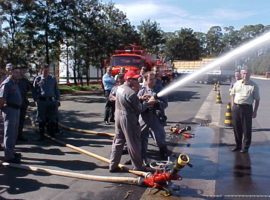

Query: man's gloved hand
[146,96,157,108]
[139,94,151,101]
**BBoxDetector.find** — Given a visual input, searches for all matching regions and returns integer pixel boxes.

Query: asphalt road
[1,78,270,200]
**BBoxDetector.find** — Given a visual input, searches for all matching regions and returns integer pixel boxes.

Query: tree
[194,31,207,57]
[21,0,62,71]
[0,1,27,64]
[239,24,265,42]
[222,26,242,52]
[205,26,224,56]
[164,28,201,60]
[137,19,165,53]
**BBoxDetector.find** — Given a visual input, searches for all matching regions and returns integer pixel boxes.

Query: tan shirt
[230,79,260,105]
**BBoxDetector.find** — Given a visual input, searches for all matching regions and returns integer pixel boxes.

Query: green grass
[59,84,102,94]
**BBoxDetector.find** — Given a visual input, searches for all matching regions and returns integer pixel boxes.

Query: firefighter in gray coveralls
[109,70,156,172]
[138,72,168,163]
[33,64,60,140]
[0,66,22,163]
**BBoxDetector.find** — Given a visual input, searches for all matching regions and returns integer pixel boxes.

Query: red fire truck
[105,44,173,84]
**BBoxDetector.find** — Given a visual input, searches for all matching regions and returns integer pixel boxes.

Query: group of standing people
[103,67,168,172]
[230,68,260,153]
[0,63,60,163]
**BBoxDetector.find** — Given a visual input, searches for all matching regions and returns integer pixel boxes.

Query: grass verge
[59,84,102,94]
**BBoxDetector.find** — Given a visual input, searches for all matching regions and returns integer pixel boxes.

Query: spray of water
[158,31,270,98]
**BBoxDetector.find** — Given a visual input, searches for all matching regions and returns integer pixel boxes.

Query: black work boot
[38,123,45,141]
[17,134,27,142]
[159,146,169,160]
[47,122,55,137]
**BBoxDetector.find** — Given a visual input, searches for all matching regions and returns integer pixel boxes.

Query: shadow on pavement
[168,91,199,102]
[0,168,69,195]
[59,110,107,130]
[61,96,105,104]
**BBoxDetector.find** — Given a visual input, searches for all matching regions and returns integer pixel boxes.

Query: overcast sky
[101,0,270,32]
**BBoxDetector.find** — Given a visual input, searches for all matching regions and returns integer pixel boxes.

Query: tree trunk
[73,33,77,85]
[86,64,90,85]
[66,41,70,84]
[45,14,50,65]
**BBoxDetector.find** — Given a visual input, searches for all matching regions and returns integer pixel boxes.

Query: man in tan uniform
[230,69,260,153]
[109,70,155,172]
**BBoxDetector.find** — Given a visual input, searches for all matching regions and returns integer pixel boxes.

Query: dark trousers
[232,104,253,150]
[104,90,115,122]
[18,105,28,137]
[0,114,3,147]
[37,100,59,137]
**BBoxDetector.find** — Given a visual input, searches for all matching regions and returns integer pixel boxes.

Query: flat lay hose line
[0,161,141,184]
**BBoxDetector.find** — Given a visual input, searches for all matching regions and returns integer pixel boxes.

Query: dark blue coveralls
[33,74,60,138]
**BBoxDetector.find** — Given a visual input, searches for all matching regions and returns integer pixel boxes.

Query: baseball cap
[124,70,140,80]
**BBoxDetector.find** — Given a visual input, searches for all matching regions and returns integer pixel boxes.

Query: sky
[101,0,270,33]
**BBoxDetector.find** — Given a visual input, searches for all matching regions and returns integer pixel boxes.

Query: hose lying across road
[24,115,149,177]
[1,116,149,186]
[45,134,149,177]
[58,123,115,137]
[0,161,141,185]
[26,114,115,137]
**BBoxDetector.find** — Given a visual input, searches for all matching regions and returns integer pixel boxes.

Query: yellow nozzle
[177,154,190,166]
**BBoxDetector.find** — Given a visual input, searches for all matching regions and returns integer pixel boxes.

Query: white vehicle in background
[173,58,235,84]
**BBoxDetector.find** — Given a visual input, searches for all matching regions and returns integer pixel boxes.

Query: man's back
[115,83,141,116]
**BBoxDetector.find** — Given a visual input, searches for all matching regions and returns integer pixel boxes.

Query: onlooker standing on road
[109,74,125,123]
[153,66,163,90]
[33,64,60,140]
[138,72,168,163]
[17,65,33,142]
[0,63,14,150]
[0,66,22,163]
[229,70,241,92]
[138,66,147,86]
[102,67,116,125]
[0,63,13,84]
[230,69,260,153]
[109,70,155,172]
[109,74,124,103]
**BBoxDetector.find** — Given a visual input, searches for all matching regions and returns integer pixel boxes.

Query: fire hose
[0,161,141,185]
[0,153,191,191]
[25,115,147,177]
[26,115,115,137]
[44,134,148,177]
[58,123,115,137]
[22,115,191,192]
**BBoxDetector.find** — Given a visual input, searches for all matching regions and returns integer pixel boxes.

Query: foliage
[164,28,201,60]
[205,26,224,56]
[59,83,101,94]
[137,19,165,54]
[0,1,270,77]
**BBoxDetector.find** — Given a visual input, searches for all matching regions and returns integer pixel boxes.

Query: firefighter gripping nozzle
[153,93,158,100]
